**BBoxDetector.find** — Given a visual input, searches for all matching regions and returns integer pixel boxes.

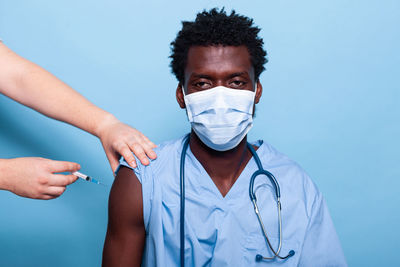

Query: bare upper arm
[102,166,145,267]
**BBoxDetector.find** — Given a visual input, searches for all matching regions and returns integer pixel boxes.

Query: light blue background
[0,0,399,266]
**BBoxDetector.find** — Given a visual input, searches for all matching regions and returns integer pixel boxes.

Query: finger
[129,143,150,166]
[108,154,120,173]
[141,135,157,149]
[43,186,66,197]
[118,145,137,168]
[40,195,55,200]
[104,149,121,174]
[43,194,62,199]
[140,141,157,160]
[150,143,157,149]
[48,174,78,186]
[48,160,81,173]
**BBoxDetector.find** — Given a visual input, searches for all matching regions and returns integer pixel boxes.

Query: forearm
[0,43,157,170]
[0,43,117,137]
[0,159,11,191]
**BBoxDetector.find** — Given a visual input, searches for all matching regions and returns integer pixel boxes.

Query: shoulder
[254,140,321,213]
[149,136,187,173]
[117,135,187,181]
[255,140,310,178]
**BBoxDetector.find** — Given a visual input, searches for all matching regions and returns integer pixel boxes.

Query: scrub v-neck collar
[186,140,265,202]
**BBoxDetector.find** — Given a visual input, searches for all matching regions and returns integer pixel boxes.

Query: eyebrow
[191,73,213,79]
[227,72,248,79]
[191,72,248,79]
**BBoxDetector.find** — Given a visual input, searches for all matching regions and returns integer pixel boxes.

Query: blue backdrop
[1,0,399,266]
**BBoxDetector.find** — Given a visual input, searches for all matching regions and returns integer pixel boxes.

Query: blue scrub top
[119,135,347,266]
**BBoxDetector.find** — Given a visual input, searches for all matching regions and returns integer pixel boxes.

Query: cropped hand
[97,121,157,172]
[0,157,80,200]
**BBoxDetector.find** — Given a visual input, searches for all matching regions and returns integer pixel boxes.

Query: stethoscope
[179,136,295,266]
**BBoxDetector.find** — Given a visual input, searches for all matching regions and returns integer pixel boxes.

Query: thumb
[106,150,120,174]
[49,160,81,173]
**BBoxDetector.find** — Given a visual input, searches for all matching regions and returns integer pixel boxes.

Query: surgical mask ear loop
[181,86,186,97]
[181,86,192,121]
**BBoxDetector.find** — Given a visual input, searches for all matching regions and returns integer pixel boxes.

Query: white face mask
[183,86,256,151]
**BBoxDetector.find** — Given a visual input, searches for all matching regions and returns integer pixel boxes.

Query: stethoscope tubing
[180,137,190,267]
[247,143,281,200]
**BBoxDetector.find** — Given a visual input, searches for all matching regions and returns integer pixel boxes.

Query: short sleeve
[116,156,143,182]
[298,193,347,266]
[116,154,154,229]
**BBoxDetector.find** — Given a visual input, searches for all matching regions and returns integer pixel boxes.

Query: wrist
[94,112,119,139]
[0,158,12,191]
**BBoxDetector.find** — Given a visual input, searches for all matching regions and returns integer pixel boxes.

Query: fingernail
[131,162,137,168]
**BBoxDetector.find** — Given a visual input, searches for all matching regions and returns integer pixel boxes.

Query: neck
[189,131,253,197]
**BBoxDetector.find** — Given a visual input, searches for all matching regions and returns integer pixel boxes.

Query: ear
[176,83,186,109]
[255,80,263,104]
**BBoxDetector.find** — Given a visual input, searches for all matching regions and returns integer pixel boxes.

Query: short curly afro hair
[170,8,267,84]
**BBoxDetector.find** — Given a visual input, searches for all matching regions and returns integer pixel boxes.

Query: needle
[72,171,107,186]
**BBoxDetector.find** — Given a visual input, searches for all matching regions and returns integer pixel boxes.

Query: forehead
[184,45,253,80]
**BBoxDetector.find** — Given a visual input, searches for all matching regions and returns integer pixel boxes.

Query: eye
[193,81,212,89]
[229,80,247,88]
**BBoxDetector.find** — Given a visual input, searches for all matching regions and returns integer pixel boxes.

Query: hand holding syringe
[72,171,107,186]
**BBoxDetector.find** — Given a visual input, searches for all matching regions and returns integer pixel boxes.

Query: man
[103,9,347,266]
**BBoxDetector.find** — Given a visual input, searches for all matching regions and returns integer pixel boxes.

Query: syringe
[72,171,106,186]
